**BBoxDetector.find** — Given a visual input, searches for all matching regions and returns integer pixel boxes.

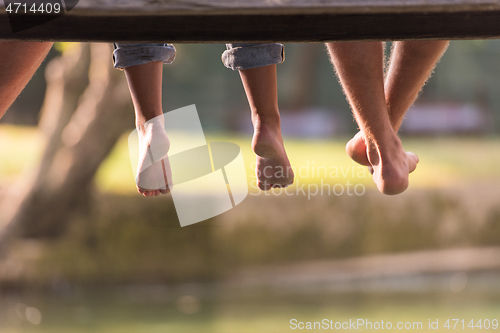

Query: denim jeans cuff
[222,43,285,70]
[113,44,176,69]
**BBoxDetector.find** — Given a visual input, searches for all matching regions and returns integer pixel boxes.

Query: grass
[2,124,500,194]
[96,133,500,193]
[0,125,44,183]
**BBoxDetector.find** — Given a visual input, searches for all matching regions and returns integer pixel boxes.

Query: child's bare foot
[365,134,419,195]
[136,117,172,197]
[252,123,294,191]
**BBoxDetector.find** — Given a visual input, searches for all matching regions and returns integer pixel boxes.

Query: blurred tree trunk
[286,43,323,110]
[0,43,134,248]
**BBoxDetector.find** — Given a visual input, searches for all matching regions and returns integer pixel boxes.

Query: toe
[138,186,155,197]
[259,182,272,191]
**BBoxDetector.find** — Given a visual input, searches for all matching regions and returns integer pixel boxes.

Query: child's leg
[114,43,176,197]
[346,40,449,166]
[326,42,418,195]
[0,41,53,119]
[223,43,293,191]
[239,64,294,190]
[124,62,171,197]
[124,61,164,127]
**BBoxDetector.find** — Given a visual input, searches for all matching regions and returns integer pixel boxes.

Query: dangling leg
[239,64,294,190]
[124,61,171,197]
[0,41,53,118]
[326,42,418,195]
[346,40,449,166]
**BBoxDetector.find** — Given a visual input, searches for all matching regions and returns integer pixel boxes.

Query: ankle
[253,117,281,137]
[253,121,283,145]
[366,131,403,165]
[366,140,380,166]
[251,120,285,156]
[252,106,281,128]
[136,109,164,127]
[136,114,165,135]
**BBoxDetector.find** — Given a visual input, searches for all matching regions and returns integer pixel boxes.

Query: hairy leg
[386,40,449,129]
[0,41,53,119]
[239,64,294,191]
[124,61,171,197]
[326,42,418,195]
[347,40,449,166]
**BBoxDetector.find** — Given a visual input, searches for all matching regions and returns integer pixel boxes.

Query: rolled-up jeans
[113,43,176,69]
[113,43,284,70]
[222,43,284,70]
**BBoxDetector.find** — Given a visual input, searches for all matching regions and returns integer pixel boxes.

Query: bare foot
[347,130,418,176]
[136,117,172,197]
[346,131,371,166]
[252,123,294,191]
[365,134,419,195]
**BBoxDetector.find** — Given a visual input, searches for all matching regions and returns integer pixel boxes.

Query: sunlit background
[1,41,500,332]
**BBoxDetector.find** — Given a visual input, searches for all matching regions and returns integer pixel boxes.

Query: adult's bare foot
[346,131,419,177]
[346,131,371,167]
[136,117,172,197]
[365,134,419,195]
[252,123,294,191]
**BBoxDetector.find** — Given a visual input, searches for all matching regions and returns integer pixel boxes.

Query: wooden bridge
[1,0,500,42]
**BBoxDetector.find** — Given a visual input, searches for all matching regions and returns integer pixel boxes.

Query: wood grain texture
[1,0,500,41]
[70,0,500,15]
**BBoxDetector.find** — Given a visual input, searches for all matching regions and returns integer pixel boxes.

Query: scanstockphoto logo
[128,105,249,227]
[3,0,78,32]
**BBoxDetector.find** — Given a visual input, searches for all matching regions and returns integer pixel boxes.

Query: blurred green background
[1,41,500,332]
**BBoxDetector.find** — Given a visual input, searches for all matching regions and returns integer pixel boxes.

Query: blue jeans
[113,43,284,70]
[113,43,176,69]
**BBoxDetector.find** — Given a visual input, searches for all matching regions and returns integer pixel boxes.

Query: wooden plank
[60,0,500,15]
[1,0,500,41]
